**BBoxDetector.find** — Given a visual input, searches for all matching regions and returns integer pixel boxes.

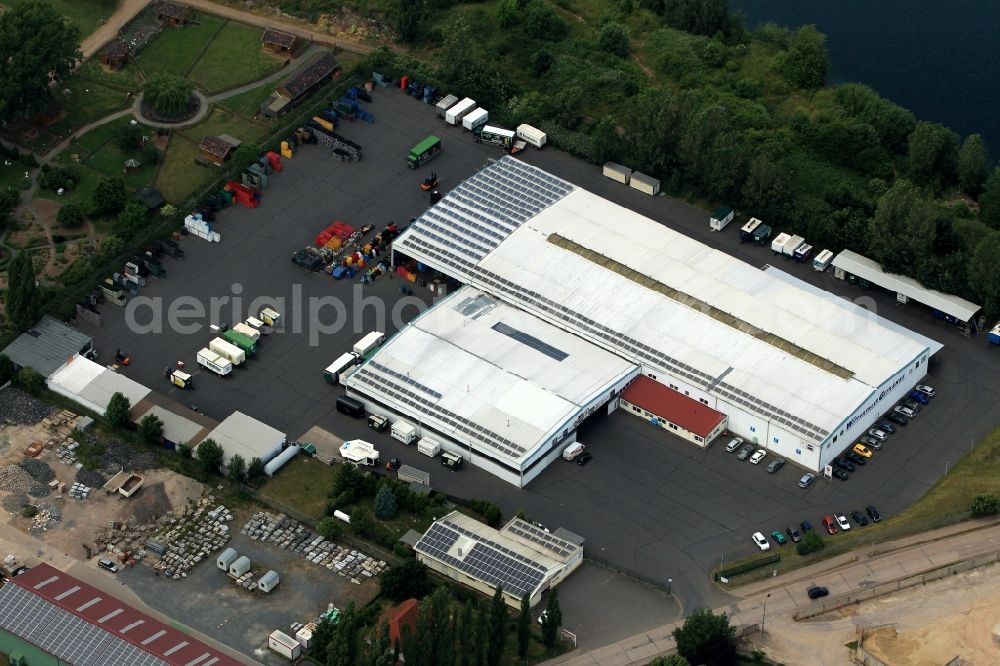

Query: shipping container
[629,171,660,196]
[603,162,631,185]
[209,337,245,366]
[222,328,257,355]
[435,94,458,118]
[398,464,430,486]
[353,331,385,357]
[515,124,546,148]
[770,232,791,254]
[793,242,814,263]
[197,348,233,376]
[782,235,805,257]
[232,322,260,341]
[269,630,302,659]
[445,97,476,125]
[813,249,833,271]
[325,351,360,384]
[739,217,763,243]
[752,224,773,245]
[462,107,489,131]
[417,437,441,458]
[710,206,734,232]
[392,420,418,445]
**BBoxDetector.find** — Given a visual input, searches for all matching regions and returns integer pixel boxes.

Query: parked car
[900,399,922,413]
[807,586,829,600]
[866,505,882,522]
[868,428,888,441]
[908,390,930,405]
[767,458,786,474]
[836,514,851,531]
[737,443,755,460]
[576,452,593,466]
[853,443,873,458]
[786,526,802,543]
[847,451,867,466]
[915,384,935,398]
[798,473,816,488]
[750,449,767,464]
[800,520,814,534]
[886,412,909,426]
[876,420,896,434]
[770,530,787,545]
[834,457,855,472]
[850,510,869,526]
[822,515,838,535]
[726,437,744,453]
[894,405,916,418]
[98,558,119,573]
[859,436,882,450]
[752,532,771,551]
[832,467,849,481]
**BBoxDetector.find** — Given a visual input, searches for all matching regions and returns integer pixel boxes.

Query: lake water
[731,0,1000,156]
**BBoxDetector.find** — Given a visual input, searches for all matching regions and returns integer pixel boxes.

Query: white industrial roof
[203,411,285,466]
[46,356,151,415]
[394,156,933,441]
[134,404,208,447]
[832,249,981,322]
[346,286,638,466]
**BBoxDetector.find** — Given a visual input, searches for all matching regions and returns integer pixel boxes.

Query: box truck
[392,420,418,445]
[340,439,379,466]
[771,232,791,254]
[269,630,302,659]
[710,206,734,231]
[209,337,245,366]
[435,94,458,118]
[354,331,385,357]
[232,322,260,341]
[516,124,547,149]
[197,348,233,376]
[445,97,476,125]
[462,107,489,131]
[324,351,360,384]
[222,328,256,356]
[417,437,441,458]
[813,248,833,272]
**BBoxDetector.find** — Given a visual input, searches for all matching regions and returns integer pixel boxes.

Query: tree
[0,354,13,384]
[5,250,39,332]
[650,656,691,666]
[517,592,532,658]
[980,167,1000,228]
[394,0,425,43]
[777,24,827,89]
[471,499,502,527]
[366,620,392,666]
[327,602,359,666]
[0,2,81,123]
[57,202,85,227]
[144,76,193,118]
[246,456,266,485]
[374,484,399,520]
[834,83,916,154]
[138,413,163,444]
[624,88,680,178]
[742,154,792,220]
[540,589,562,649]
[331,461,365,503]
[114,200,147,236]
[598,22,630,58]
[485,586,508,666]
[907,121,960,185]
[867,180,935,273]
[318,516,344,540]
[524,1,567,41]
[672,608,737,666]
[796,530,825,556]
[529,49,554,76]
[428,586,454,666]
[958,134,991,198]
[105,391,131,428]
[116,122,143,152]
[88,177,127,217]
[379,558,431,601]
[351,507,377,538]
[971,493,1000,517]
[17,367,43,395]
[310,616,337,664]
[968,233,1000,318]
[496,0,519,28]
[0,189,18,233]
[196,438,225,475]
[97,234,124,262]
[664,0,729,37]
[457,599,477,666]
[227,453,246,484]
[228,144,261,177]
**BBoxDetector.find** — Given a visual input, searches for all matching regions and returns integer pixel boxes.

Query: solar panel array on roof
[504,519,577,560]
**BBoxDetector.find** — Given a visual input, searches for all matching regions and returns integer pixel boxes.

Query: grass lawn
[3,0,118,37]
[179,107,272,144]
[260,456,338,521]
[77,57,147,93]
[137,13,226,78]
[69,116,137,156]
[35,78,132,152]
[155,135,218,203]
[189,21,289,94]
[0,161,30,194]
[37,163,105,207]
[84,142,158,190]
[218,82,276,119]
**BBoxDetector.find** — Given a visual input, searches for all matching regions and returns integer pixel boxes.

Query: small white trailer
[259,307,281,327]
[339,439,380,467]
[462,107,489,131]
[232,322,260,341]
[813,248,834,271]
[197,348,233,376]
[353,331,385,357]
[515,124,547,149]
[391,420,418,445]
[209,337,245,366]
[771,232,791,254]
[417,437,441,458]
[445,97,476,125]
[782,235,805,258]
[269,630,301,659]
[435,94,458,118]
[629,171,660,196]
[710,206,735,231]
[602,162,631,185]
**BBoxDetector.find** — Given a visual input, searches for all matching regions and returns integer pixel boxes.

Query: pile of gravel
[27,482,50,498]
[1,493,29,514]
[99,440,156,471]
[0,388,54,425]
[0,464,37,494]
[76,468,107,488]
[21,459,55,483]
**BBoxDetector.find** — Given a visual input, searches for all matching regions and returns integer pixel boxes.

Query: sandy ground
[745,563,1000,665]
[295,425,344,462]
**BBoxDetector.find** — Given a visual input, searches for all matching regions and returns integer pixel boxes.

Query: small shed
[275,53,340,104]
[216,547,238,571]
[101,40,129,71]
[261,27,298,55]
[133,186,166,211]
[124,158,141,173]
[257,570,280,593]
[199,136,238,166]
[156,1,193,26]
[229,555,251,578]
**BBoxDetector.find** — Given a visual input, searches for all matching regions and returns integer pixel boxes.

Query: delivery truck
[445,97,476,125]
[197,348,233,376]
[354,331,385,357]
[324,351,360,384]
[392,420,418,445]
[222,328,257,356]
[515,124,546,149]
[417,437,441,458]
[209,337,245,366]
[813,248,833,272]
[340,439,379,466]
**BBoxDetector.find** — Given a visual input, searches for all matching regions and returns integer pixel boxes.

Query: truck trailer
[473,125,515,150]
[340,439,379,466]
[197,348,233,376]
[269,630,302,659]
[406,135,442,169]
[222,328,257,356]
[209,337,246,366]
[325,351,360,384]
[435,94,458,118]
[462,107,489,131]
[391,420,418,445]
[445,97,476,125]
[353,331,385,357]
[515,124,546,149]
[232,322,260,341]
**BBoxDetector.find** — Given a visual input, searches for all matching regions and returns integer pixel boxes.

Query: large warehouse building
[346,286,639,486]
[392,156,941,474]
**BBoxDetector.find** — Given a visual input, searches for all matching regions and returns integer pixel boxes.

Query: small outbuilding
[257,570,280,593]
[228,555,251,578]
[261,27,298,55]
[156,1,193,26]
[216,547,238,571]
[124,158,141,173]
[199,135,239,166]
[379,598,418,645]
[101,40,129,71]
[619,375,727,448]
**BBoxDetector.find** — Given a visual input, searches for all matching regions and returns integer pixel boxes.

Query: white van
[562,442,585,461]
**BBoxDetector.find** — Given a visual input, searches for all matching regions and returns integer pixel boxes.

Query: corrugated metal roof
[2,563,241,665]
[47,356,151,414]
[203,411,285,466]
[621,376,725,437]
[832,249,980,322]
[133,404,209,446]
[1,315,91,377]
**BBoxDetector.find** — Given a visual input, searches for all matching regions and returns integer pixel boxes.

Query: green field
[219,83,276,119]
[155,135,216,203]
[137,13,226,78]
[2,0,118,37]
[37,163,105,207]
[84,142,158,190]
[260,456,338,520]
[36,78,132,152]
[77,57,146,92]
[180,107,272,144]
[189,21,288,94]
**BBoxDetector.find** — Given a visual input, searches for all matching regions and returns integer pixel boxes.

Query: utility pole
[761,593,771,633]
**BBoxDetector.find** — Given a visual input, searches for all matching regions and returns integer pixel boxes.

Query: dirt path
[79,0,150,59]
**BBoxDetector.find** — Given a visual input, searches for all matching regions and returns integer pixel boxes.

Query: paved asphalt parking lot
[87,87,1000,617]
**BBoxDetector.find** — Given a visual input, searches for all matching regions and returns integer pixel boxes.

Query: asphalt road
[85,86,1000,618]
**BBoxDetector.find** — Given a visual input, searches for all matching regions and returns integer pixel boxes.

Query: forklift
[420,172,439,191]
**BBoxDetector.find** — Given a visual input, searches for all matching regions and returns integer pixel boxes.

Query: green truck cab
[406,135,442,169]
